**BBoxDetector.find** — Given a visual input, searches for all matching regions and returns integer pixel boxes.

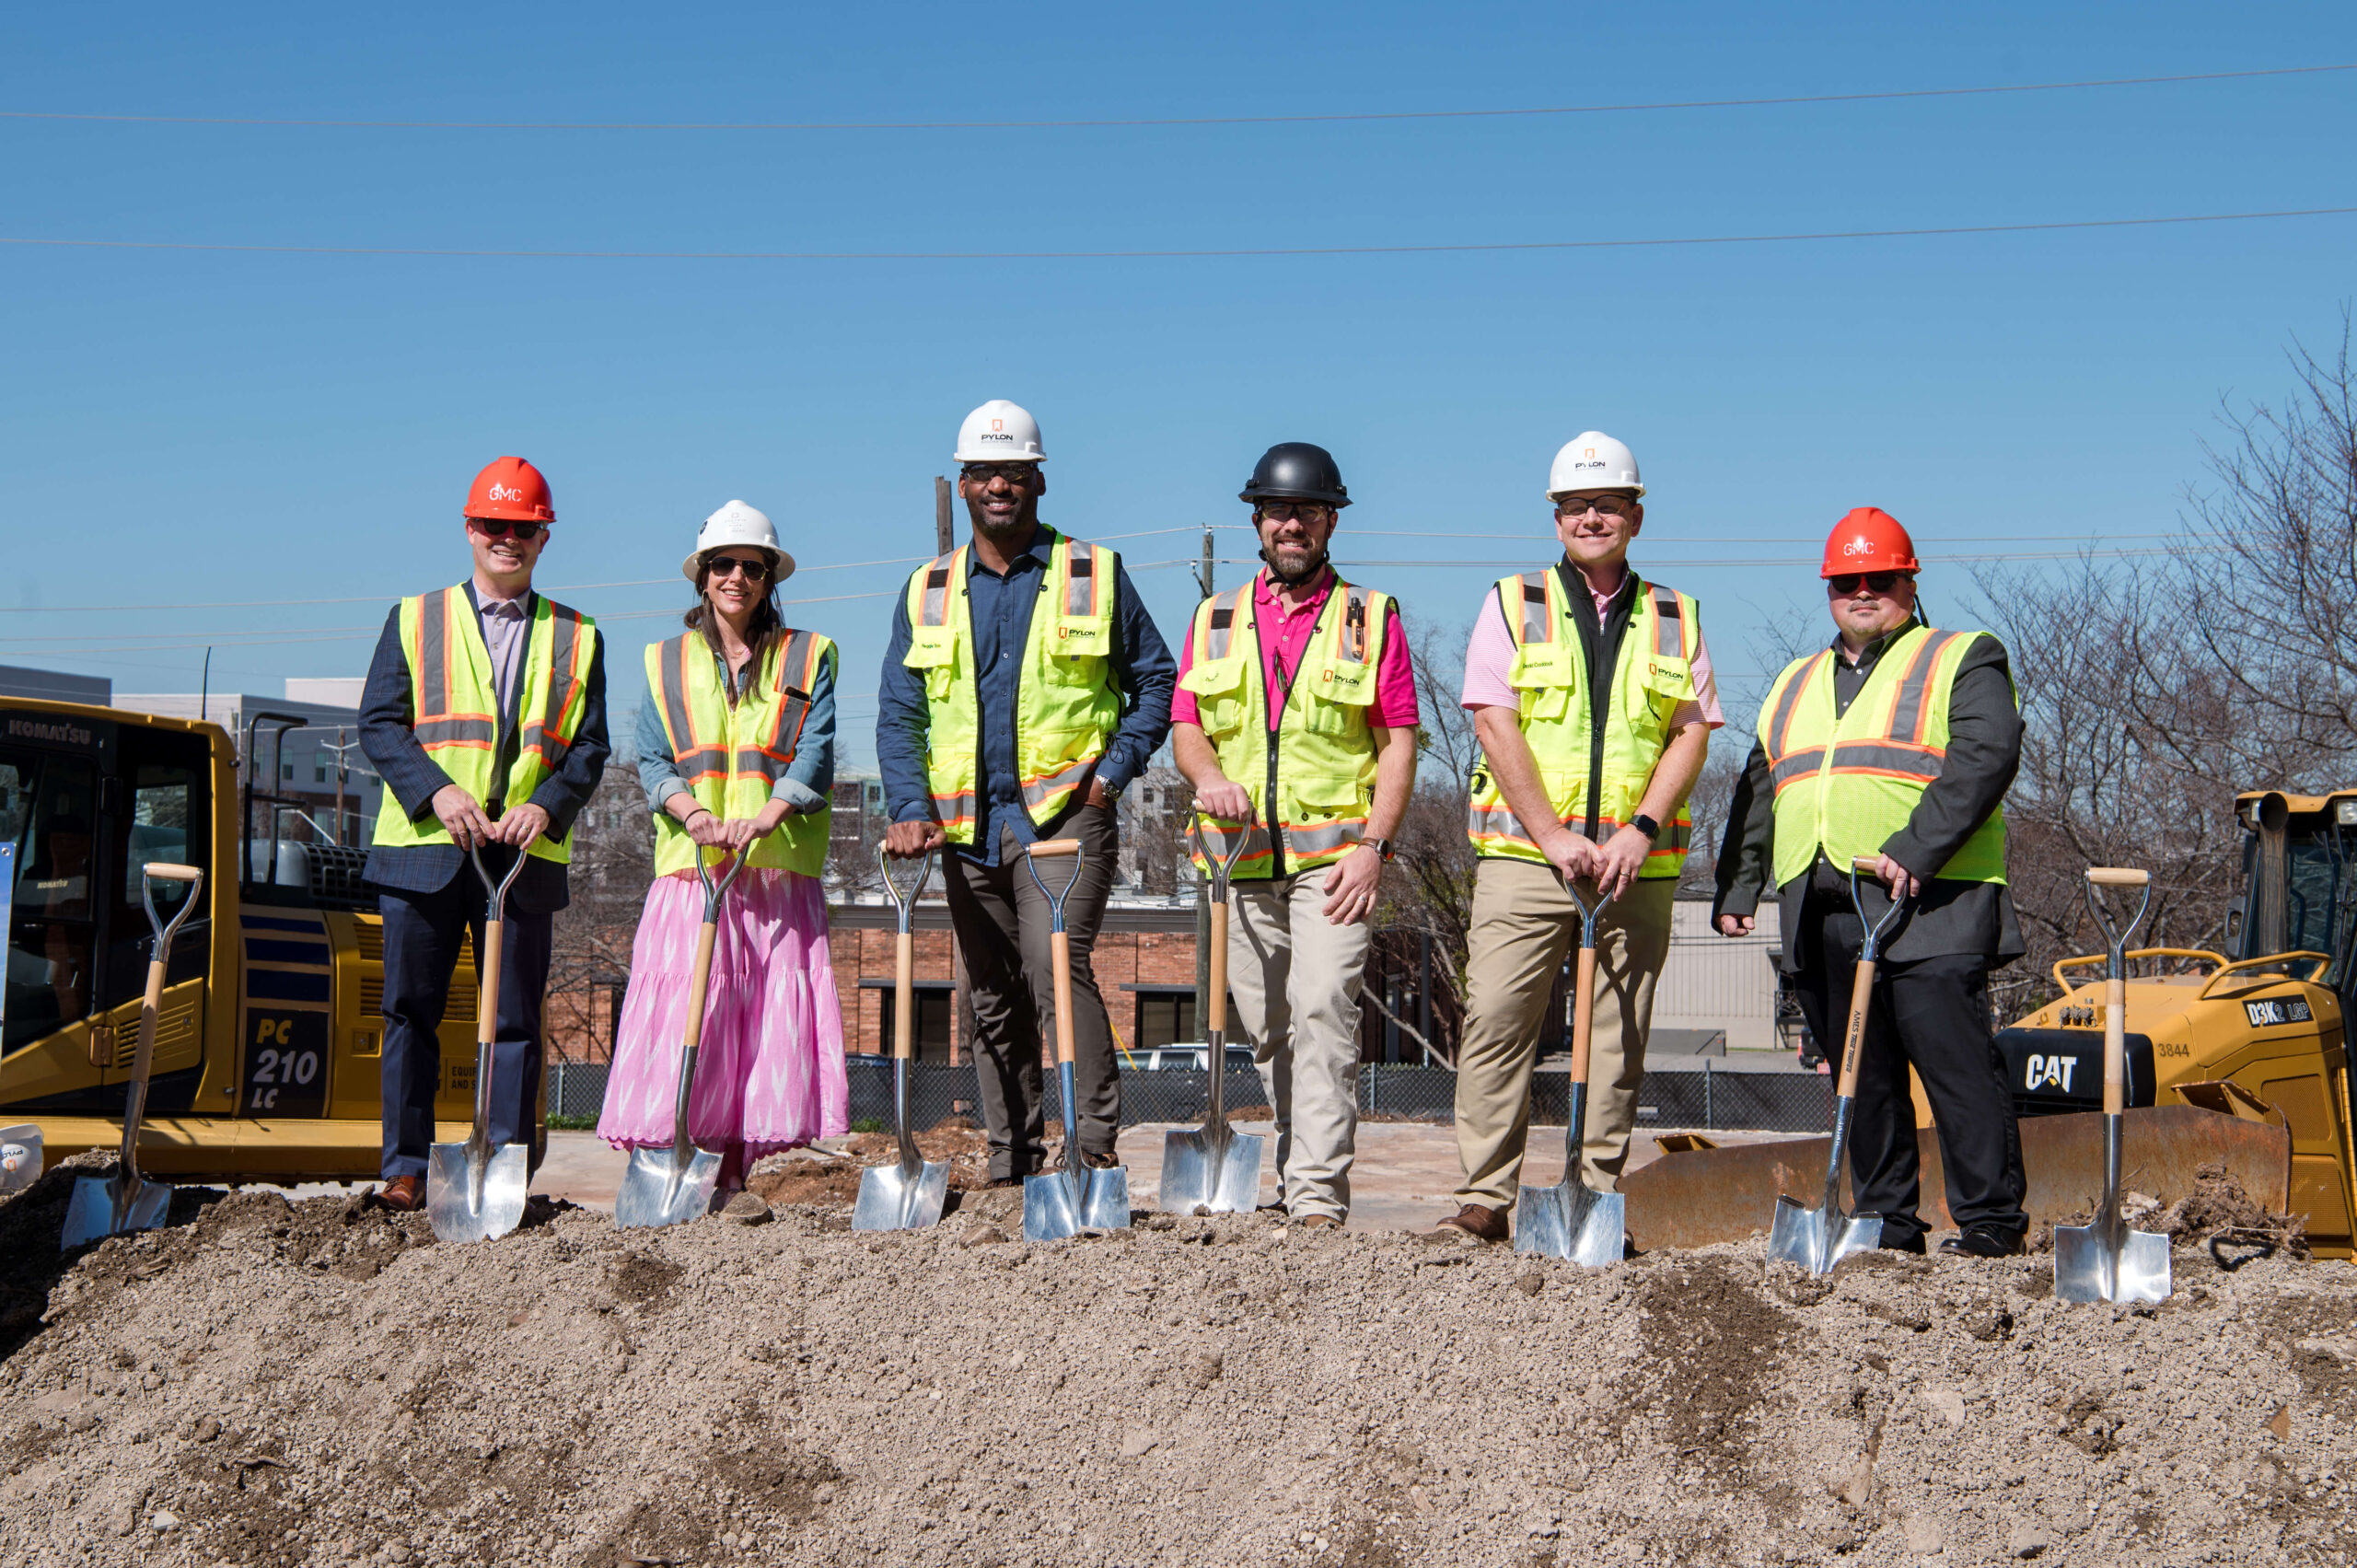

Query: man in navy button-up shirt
[876,405,1174,1181]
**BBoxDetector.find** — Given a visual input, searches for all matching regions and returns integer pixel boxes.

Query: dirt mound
[4,1180,2354,1566]
[2038,1161,2312,1264]
[746,1117,993,1206]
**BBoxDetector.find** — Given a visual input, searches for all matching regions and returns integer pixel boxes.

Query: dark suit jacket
[359,583,610,914]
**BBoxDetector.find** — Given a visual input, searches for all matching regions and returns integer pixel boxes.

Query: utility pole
[322,730,368,844]
[935,475,955,555]
[1192,526,1214,1041]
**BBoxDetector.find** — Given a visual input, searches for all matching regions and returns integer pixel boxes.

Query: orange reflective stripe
[1650,582,1682,659]
[1062,538,1101,620]
[1890,631,1965,744]
[1203,587,1248,661]
[656,635,730,783]
[520,606,588,768]
[918,550,961,628]
[1513,571,1552,645]
[1762,652,1829,762]
[410,588,494,753]
[740,629,821,780]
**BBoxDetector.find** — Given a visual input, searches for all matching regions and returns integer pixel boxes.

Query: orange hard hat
[1820,507,1918,577]
[464,456,555,523]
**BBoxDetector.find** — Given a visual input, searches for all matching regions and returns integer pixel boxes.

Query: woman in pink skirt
[597,499,847,1196]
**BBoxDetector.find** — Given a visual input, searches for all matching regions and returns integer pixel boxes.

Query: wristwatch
[1631,814,1662,843]
[1364,837,1397,862]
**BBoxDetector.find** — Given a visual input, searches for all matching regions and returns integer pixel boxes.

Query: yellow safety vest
[643,629,835,878]
[900,530,1122,846]
[1758,622,2011,889]
[1464,567,1699,877]
[1177,575,1394,878]
[371,586,598,865]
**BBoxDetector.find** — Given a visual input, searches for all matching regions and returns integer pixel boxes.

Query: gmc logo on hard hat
[487,482,524,503]
[1843,537,1870,556]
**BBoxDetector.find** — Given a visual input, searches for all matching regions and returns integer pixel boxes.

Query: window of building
[877,983,956,1063]
[1133,993,1199,1051]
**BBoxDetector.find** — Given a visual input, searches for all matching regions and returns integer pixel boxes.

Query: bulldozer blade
[0,1124,41,1198]
[1621,1105,2292,1254]
[425,1140,529,1244]
[1514,1177,1625,1267]
[852,1155,951,1233]
[1158,1125,1265,1216]
[615,1144,725,1230]
[1765,1195,1883,1274]
[59,1170,169,1250]
[2054,1218,2172,1305]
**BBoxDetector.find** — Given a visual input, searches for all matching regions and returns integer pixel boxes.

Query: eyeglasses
[961,462,1039,484]
[705,554,771,581]
[1554,495,1637,519]
[1257,502,1333,524]
[1827,572,1910,596]
[469,518,545,540]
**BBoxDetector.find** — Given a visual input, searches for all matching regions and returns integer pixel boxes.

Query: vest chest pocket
[1303,657,1375,736]
[1044,618,1110,687]
[1631,653,1695,729]
[1180,656,1248,740]
[1509,644,1577,724]
[904,626,959,701]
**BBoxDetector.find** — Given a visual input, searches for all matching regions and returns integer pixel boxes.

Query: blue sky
[4,4,2353,766]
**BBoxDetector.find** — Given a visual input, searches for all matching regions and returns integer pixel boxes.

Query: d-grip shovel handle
[877,847,935,1063]
[463,848,529,1144]
[2084,867,2154,1119]
[122,865,204,1172]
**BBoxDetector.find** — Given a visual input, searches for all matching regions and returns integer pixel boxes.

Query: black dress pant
[943,804,1120,1179]
[378,877,552,1179]
[1793,889,2027,1245]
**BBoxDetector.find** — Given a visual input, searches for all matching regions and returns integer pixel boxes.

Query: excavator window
[98,731,212,1013]
[1,750,101,1051]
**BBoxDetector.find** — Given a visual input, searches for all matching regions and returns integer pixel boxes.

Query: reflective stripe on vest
[1462,570,1699,876]
[1178,575,1387,878]
[1759,624,2009,887]
[901,531,1121,845]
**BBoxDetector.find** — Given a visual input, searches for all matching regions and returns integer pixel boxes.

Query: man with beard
[1426,432,1721,1246]
[877,401,1176,1184]
[1169,443,1418,1227]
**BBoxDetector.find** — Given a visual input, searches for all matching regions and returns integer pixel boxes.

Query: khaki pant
[1225,873,1371,1222]
[1452,862,1674,1210]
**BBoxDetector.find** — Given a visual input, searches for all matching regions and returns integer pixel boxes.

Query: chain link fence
[545,1058,1835,1133]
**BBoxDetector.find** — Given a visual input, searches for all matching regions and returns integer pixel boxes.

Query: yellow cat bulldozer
[1625,787,2357,1258]
[0,695,524,1184]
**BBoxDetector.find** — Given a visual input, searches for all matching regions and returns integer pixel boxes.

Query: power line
[6,204,2353,262]
[5,64,2346,133]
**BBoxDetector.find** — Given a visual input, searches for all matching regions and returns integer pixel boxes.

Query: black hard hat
[1240,442,1351,508]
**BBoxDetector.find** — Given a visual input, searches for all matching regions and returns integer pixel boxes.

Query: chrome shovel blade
[852,1156,951,1232]
[1158,1127,1265,1215]
[425,1140,529,1243]
[0,1124,41,1198]
[1514,1178,1626,1268]
[1022,1164,1132,1241]
[1082,1165,1132,1231]
[60,1172,170,1250]
[615,1144,724,1229]
[1766,1195,1883,1274]
[2054,1221,2172,1305]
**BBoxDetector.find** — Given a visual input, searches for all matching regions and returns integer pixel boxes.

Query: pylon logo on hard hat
[992,418,1004,433]
[1585,447,1596,459]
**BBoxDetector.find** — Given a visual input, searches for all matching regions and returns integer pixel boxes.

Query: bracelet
[684,807,714,826]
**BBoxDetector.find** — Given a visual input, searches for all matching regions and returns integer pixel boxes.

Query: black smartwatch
[1631,814,1662,843]
[1364,837,1397,862]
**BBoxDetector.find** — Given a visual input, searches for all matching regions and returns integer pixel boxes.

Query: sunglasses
[705,554,772,581]
[469,518,545,540]
[1257,502,1333,524]
[1828,572,1910,596]
[1555,495,1637,519]
[962,462,1039,484]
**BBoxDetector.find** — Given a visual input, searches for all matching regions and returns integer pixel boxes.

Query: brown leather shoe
[376,1175,425,1213]
[1420,1203,1508,1245]
[1082,1149,1120,1170]
[1295,1214,1341,1231]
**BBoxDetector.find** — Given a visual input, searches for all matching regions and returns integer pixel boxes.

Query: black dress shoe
[1939,1225,2024,1259]
[1880,1230,1927,1255]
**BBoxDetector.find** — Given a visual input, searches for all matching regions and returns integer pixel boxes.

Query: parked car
[1126,1044,1257,1073]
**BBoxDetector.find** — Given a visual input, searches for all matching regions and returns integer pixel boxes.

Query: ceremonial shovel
[61,863,203,1249]
[2055,867,2172,1305]
[1515,878,1623,1266]
[1157,818,1266,1215]
[1767,855,1899,1273]
[617,844,748,1228]
[853,845,952,1232]
[1022,839,1131,1240]
[427,847,531,1244]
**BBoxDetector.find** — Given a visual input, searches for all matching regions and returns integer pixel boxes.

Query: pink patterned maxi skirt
[598,866,847,1162]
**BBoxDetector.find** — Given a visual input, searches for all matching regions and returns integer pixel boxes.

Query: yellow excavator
[1627,788,2357,1258]
[0,694,517,1185]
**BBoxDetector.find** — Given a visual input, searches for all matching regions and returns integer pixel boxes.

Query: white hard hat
[681,499,796,584]
[1547,431,1645,499]
[953,399,1046,465]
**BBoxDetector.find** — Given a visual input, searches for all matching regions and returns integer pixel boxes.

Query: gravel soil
[3,1153,2354,1568]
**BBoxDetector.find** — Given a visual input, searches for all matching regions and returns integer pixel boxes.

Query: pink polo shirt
[1171,568,1421,732]
[1459,565,1724,728]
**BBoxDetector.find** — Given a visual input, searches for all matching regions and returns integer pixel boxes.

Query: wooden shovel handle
[2086,866,2150,887]
[1850,854,1884,874]
[1207,896,1229,1038]
[682,920,719,1060]
[476,919,505,1049]
[1028,839,1082,859]
[143,863,203,882]
[893,930,917,1063]
[1567,946,1598,1086]
[1050,930,1076,1067]
[2105,972,2127,1116]
[1835,958,1876,1099]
